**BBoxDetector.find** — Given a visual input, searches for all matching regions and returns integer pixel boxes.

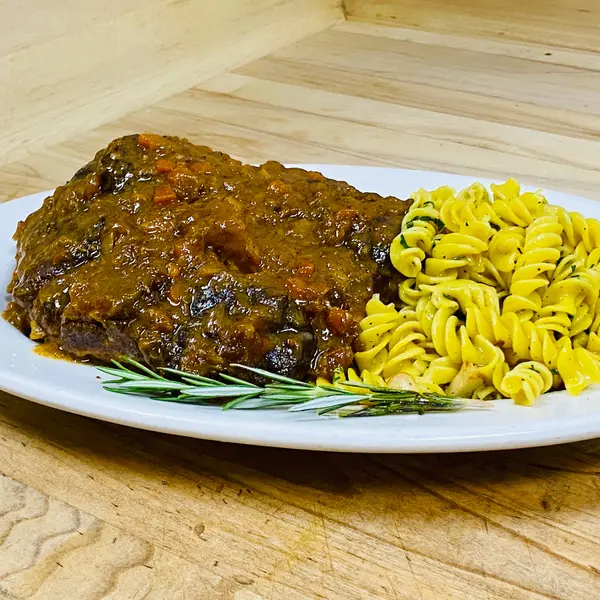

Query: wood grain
[343,0,600,52]
[3,20,600,200]
[0,474,248,599]
[0,393,599,599]
[1,0,341,167]
[1,5,600,599]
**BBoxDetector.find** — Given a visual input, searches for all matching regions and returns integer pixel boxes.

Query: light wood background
[2,1,600,598]
[0,0,341,167]
[343,0,600,51]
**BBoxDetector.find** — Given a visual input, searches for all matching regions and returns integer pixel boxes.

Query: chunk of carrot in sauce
[156,159,176,174]
[154,184,177,206]
[190,161,211,173]
[294,259,315,277]
[169,281,184,304]
[167,263,181,278]
[286,277,329,301]
[336,208,359,219]
[167,164,193,182]
[83,174,100,199]
[268,180,289,195]
[138,133,164,151]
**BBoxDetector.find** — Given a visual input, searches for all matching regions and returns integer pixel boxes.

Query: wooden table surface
[1,18,600,600]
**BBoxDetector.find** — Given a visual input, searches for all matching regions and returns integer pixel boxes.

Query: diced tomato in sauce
[326,308,354,335]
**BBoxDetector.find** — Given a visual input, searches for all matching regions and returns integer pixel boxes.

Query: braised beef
[6,134,410,380]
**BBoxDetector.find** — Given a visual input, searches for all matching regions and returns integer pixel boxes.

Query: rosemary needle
[98,358,486,417]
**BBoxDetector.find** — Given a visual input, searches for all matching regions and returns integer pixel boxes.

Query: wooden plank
[0,393,598,599]
[3,39,600,198]
[343,0,600,53]
[238,52,600,141]
[271,28,600,117]
[0,0,342,167]
[5,20,600,200]
[0,0,166,56]
[221,68,600,181]
[4,76,599,202]
[0,474,266,599]
[338,21,600,71]
[182,75,600,197]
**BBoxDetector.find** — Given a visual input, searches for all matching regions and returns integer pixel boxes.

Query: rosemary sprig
[98,358,486,417]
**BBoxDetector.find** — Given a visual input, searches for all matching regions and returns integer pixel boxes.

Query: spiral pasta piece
[473,386,502,400]
[381,309,432,380]
[420,356,459,390]
[502,215,562,315]
[415,296,437,339]
[500,313,560,369]
[500,362,553,406]
[390,188,447,278]
[424,279,500,314]
[536,268,600,337]
[456,181,490,204]
[460,254,508,290]
[557,339,600,395]
[586,332,600,355]
[551,252,583,283]
[487,227,525,274]
[420,232,488,288]
[465,304,509,345]
[398,278,426,307]
[440,196,487,237]
[548,206,600,258]
[329,367,387,390]
[490,179,547,227]
[353,295,399,375]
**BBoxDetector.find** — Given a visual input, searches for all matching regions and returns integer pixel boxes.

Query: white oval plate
[2,166,600,453]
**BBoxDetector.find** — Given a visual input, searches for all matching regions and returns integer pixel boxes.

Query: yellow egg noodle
[347,179,600,405]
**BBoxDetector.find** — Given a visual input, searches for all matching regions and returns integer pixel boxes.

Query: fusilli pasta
[343,178,600,406]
